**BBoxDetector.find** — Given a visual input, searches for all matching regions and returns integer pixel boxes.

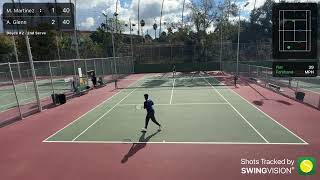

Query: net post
[8,62,23,120]
[25,34,42,112]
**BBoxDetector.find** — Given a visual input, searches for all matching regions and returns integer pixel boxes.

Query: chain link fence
[222,61,320,110]
[0,57,134,125]
[132,42,273,66]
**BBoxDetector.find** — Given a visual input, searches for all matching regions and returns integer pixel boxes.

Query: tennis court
[0,78,71,112]
[294,77,320,94]
[43,72,307,144]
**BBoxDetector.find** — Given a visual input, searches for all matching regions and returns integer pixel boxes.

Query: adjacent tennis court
[43,73,307,144]
[0,78,70,112]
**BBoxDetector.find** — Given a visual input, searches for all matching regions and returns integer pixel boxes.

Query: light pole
[159,0,165,37]
[138,0,140,35]
[128,19,135,58]
[129,19,135,72]
[70,0,80,59]
[115,0,119,33]
[216,19,223,71]
[236,2,249,75]
[110,18,117,80]
[140,19,145,43]
[182,0,186,27]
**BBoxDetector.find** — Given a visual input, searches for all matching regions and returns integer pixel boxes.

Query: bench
[75,85,89,96]
[268,83,282,92]
[249,77,258,83]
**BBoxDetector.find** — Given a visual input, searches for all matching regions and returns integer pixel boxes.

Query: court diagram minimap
[272,3,317,59]
[279,10,311,52]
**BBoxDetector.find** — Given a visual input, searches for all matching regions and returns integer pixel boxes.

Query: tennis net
[117,76,226,90]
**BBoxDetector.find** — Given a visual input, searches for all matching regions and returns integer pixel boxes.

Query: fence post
[93,59,97,75]
[170,44,173,62]
[73,60,77,76]
[48,61,55,95]
[84,59,88,74]
[25,35,42,112]
[8,62,23,120]
[131,56,135,73]
[101,59,105,75]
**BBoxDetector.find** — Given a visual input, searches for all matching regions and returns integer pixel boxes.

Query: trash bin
[296,91,305,101]
[58,94,66,104]
[51,94,59,104]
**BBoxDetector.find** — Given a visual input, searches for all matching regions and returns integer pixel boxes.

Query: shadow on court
[121,130,160,164]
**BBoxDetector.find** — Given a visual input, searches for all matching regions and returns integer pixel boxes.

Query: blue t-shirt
[144,100,154,113]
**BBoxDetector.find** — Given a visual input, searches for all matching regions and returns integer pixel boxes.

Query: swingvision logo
[297,157,316,175]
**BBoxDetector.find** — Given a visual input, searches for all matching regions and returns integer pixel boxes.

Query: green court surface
[44,74,307,145]
[296,78,320,94]
[0,78,70,112]
[280,77,320,94]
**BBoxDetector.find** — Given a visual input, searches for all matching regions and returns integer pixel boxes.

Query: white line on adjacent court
[43,140,307,145]
[43,76,146,142]
[170,78,175,104]
[0,92,52,111]
[220,80,309,144]
[72,88,138,141]
[301,87,320,95]
[201,76,270,143]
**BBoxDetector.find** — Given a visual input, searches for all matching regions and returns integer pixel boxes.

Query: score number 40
[51,19,71,25]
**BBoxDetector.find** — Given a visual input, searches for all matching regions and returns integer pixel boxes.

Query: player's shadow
[121,130,160,164]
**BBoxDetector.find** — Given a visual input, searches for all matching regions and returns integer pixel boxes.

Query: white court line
[201,76,270,143]
[0,92,11,98]
[118,102,228,106]
[43,140,307,145]
[170,78,175,104]
[72,88,138,141]
[43,76,146,142]
[217,78,309,144]
[300,87,320,95]
[0,91,52,111]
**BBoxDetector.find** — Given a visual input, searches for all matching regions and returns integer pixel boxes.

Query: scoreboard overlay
[2,3,75,35]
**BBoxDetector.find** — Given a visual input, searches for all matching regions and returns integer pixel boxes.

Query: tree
[0,34,14,63]
[249,0,274,41]
[90,27,113,57]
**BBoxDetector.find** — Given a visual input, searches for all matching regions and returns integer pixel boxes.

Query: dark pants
[92,77,97,86]
[145,112,161,129]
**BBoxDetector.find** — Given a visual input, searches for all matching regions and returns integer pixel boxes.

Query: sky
[0,0,318,35]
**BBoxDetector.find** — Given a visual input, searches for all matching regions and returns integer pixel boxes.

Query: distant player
[141,94,161,132]
[115,79,118,89]
[234,75,238,87]
[91,72,97,87]
[172,65,176,78]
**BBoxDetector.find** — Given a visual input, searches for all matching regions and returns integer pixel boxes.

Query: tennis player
[141,94,162,132]
[172,65,176,78]
[234,75,238,87]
